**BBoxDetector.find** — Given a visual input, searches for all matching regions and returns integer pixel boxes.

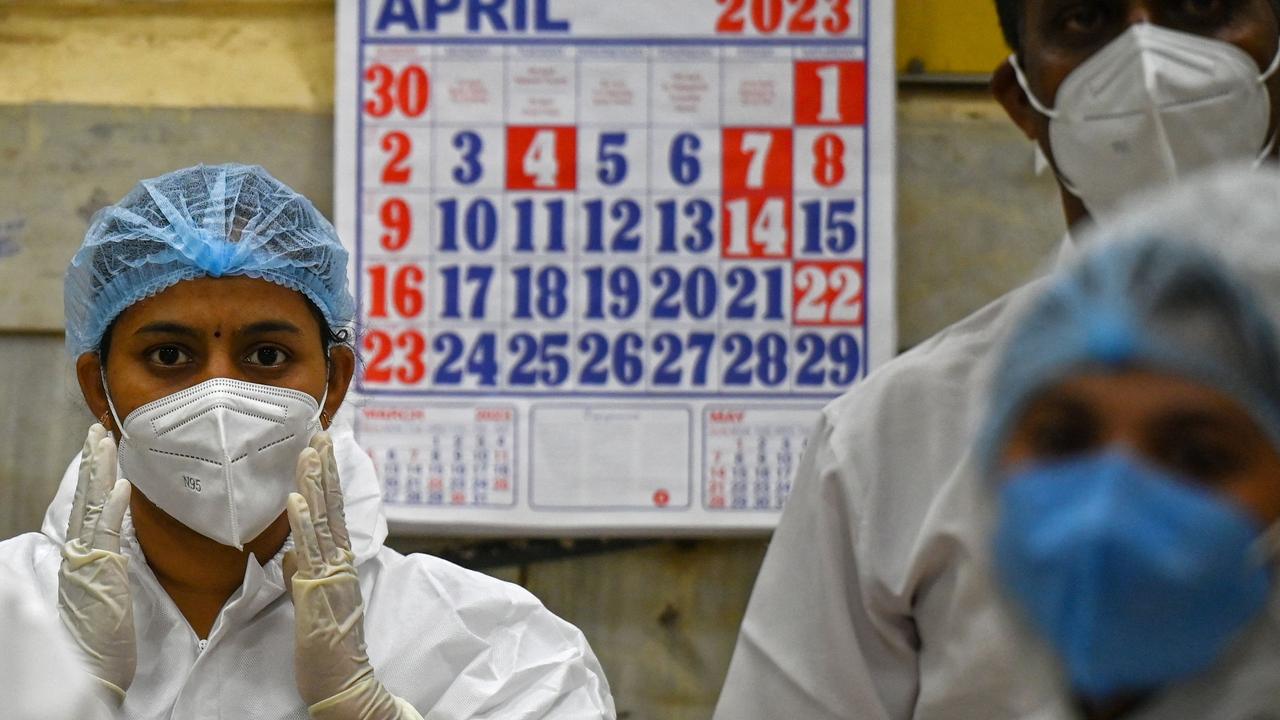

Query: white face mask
[1011,23,1280,220]
[105,377,325,550]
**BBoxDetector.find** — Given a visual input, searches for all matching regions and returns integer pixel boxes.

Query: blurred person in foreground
[0,163,614,719]
[978,230,1280,717]
[715,1,1280,717]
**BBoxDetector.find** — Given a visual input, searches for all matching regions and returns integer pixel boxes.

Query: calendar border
[353,0,874,401]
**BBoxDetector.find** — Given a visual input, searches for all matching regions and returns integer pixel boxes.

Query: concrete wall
[0,2,1065,718]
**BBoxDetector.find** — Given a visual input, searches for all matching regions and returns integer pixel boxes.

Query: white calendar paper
[334,0,896,534]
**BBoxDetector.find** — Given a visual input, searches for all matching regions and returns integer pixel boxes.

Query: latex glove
[58,423,136,705]
[287,432,423,720]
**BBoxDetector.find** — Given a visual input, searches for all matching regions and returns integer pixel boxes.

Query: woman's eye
[245,346,288,367]
[147,346,191,366]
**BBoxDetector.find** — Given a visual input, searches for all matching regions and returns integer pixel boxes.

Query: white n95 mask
[107,378,324,550]
[1011,23,1280,220]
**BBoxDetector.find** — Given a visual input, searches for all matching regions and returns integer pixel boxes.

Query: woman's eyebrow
[239,320,303,335]
[134,321,201,338]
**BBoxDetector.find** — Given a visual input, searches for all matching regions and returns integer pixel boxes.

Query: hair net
[978,165,1280,471]
[64,163,355,357]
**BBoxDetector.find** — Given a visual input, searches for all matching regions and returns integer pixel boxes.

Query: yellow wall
[897,0,1009,76]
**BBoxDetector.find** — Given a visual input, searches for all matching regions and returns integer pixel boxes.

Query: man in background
[714,1,1280,718]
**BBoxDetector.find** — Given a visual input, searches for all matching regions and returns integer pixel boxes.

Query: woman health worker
[0,163,615,719]
[978,223,1280,716]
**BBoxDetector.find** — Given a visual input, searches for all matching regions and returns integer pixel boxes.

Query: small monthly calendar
[335,0,895,533]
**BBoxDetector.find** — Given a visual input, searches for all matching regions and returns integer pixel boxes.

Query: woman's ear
[322,345,356,428]
[75,352,113,433]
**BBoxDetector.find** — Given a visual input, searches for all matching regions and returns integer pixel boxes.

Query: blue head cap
[978,234,1280,472]
[64,163,355,357]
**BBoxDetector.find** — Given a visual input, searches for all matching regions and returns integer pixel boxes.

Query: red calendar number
[795,61,865,126]
[793,261,865,326]
[364,64,431,118]
[812,133,847,187]
[723,128,793,192]
[506,126,577,191]
[367,263,426,319]
[379,197,412,251]
[723,193,792,259]
[362,329,427,385]
[716,0,852,34]
[380,131,413,184]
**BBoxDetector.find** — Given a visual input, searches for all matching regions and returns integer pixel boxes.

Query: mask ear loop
[1009,54,1090,199]
[317,348,333,428]
[99,364,129,442]
[1254,45,1280,166]
[1258,41,1280,84]
[1008,54,1059,119]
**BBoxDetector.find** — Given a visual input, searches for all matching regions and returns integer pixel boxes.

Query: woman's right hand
[58,423,137,705]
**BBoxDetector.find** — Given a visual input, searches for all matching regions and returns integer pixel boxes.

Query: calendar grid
[354,3,872,401]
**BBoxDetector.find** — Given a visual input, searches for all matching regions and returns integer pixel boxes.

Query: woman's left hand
[286,433,423,720]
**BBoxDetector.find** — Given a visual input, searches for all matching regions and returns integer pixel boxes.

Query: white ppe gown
[713,248,1280,720]
[0,414,616,720]
[0,579,111,720]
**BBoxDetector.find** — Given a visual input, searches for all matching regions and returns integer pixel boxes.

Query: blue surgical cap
[979,234,1280,472]
[64,163,355,357]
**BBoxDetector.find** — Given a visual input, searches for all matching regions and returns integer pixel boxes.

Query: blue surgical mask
[994,451,1275,699]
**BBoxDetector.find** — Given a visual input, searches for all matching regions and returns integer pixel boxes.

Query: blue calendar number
[512,266,570,319]
[669,132,703,186]
[452,131,484,185]
[439,265,494,319]
[795,333,861,386]
[596,132,630,186]
[583,266,642,320]
[725,266,786,320]
[723,333,789,387]
[438,198,498,252]
[508,332,571,387]
[432,332,499,386]
[651,266,717,320]
[583,198,642,252]
[800,199,858,255]
[651,332,716,387]
[578,332,644,386]
[514,198,568,253]
[656,199,715,254]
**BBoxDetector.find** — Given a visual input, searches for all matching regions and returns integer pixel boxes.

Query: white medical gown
[713,248,1280,720]
[0,414,616,720]
[0,578,111,719]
